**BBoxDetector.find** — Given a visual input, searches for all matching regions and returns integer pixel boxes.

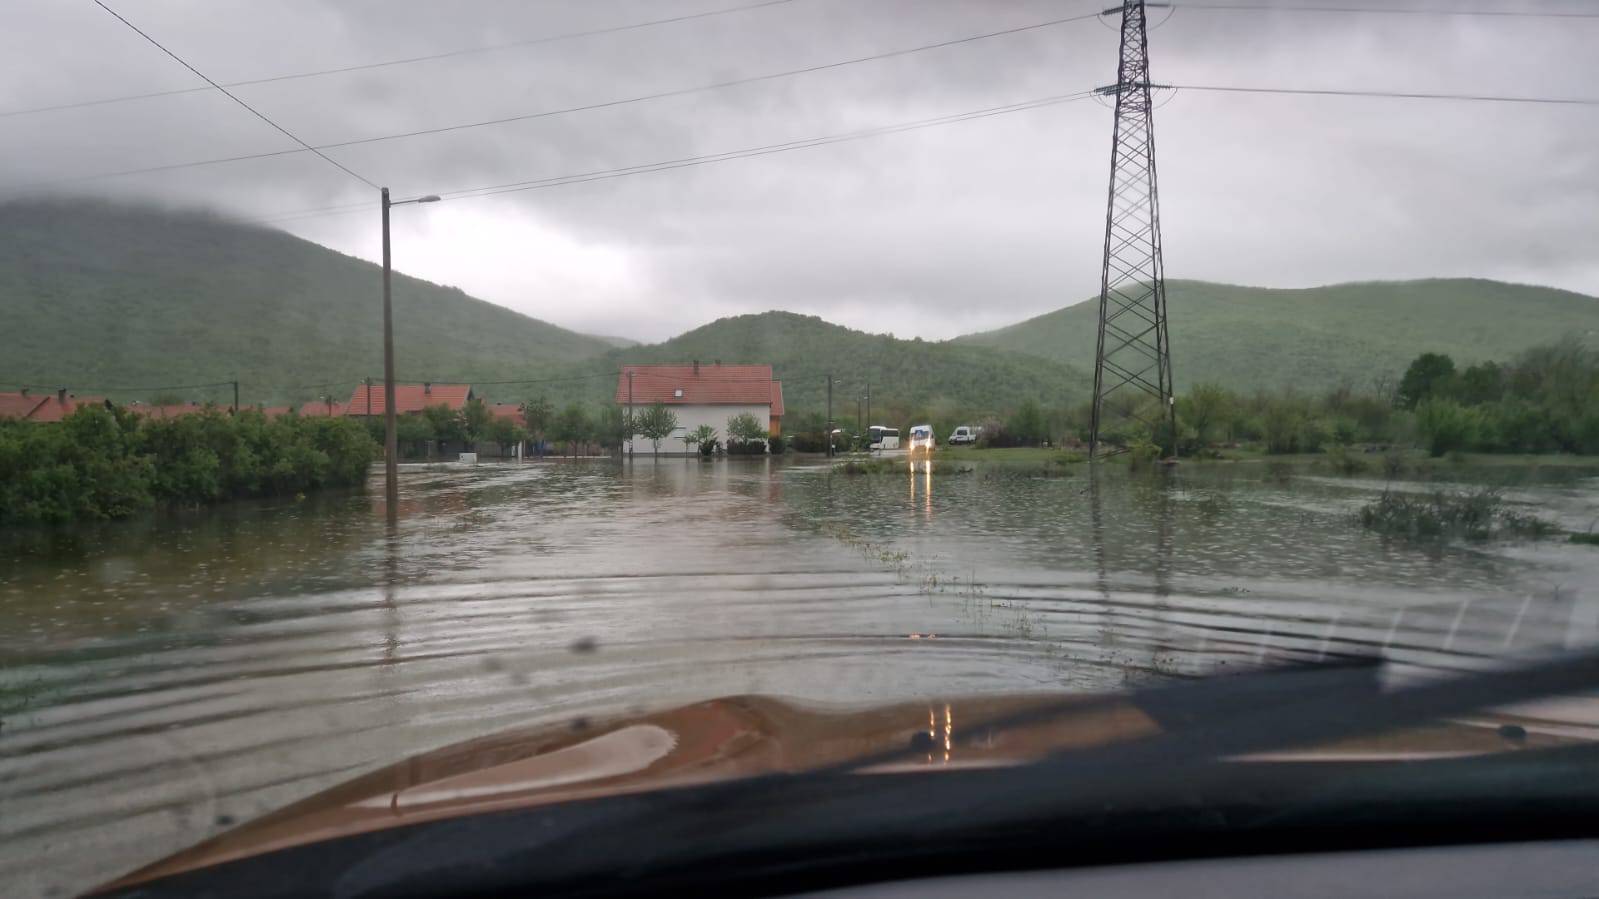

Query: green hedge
[0,405,378,525]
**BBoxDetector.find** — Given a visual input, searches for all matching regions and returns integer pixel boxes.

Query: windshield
[2,2,1598,897]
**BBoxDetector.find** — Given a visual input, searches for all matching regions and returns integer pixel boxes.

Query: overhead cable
[33,9,1104,188]
[91,0,378,189]
[2,0,803,119]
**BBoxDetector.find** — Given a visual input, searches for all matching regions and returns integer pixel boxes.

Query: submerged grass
[834,457,978,477]
[1357,488,1557,542]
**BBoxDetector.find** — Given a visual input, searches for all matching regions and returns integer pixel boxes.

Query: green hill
[0,199,615,406]
[956,279,1599,393]
[605,311,1088,422]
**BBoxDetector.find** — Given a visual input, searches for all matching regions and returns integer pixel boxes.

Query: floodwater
[3,455,1598,896]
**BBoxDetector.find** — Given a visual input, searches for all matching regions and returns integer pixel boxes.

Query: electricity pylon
[1089,0,1176,460]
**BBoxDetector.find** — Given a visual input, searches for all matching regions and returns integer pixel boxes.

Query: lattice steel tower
[1089,0,1175,460]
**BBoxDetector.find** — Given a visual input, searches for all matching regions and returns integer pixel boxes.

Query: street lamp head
[417,195,441,203]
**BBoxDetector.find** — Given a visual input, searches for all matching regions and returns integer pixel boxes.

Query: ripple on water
[2,459,1597,898]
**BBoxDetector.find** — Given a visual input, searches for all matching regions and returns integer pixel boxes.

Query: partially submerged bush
[1358,488,1555,541]
[1325,444,1370,475]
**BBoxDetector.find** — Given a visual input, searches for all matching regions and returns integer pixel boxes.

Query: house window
[673,388,683,398]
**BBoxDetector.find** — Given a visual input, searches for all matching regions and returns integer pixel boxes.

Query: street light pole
[380,188,441,519]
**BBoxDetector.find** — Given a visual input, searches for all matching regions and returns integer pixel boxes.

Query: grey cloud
[2,0,1594,342]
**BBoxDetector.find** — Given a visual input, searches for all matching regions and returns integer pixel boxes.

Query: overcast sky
[2,0,1595,341]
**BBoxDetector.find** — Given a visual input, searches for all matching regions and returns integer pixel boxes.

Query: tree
[461,398,492,448]
[1180,382,1232,446]
[1398,352,1457,409]
[395,413,433,457]
[726,412,765,453]
[1457,362,1504,406]
[552,403,591,457]
[483,416,523,457]
[594,405,629,451]
[422,404,464,443]
[636,403,678,457]
[1416,398,1482,457]
[522,396,554,456]
[1007,399,1046,446]
[686,424,718,456]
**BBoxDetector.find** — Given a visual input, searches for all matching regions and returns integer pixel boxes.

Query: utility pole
[826,374,834,457]
[626,369,634,457]
[1089,0,1176,461]
[864,381,871,431]
[232,380,239,414]
[378,188,440,517]
[381,188,399,517]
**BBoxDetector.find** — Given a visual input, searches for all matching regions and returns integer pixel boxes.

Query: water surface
[3,456,1597,896]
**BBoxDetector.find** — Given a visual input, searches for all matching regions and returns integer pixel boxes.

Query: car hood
[99,689,1581,891]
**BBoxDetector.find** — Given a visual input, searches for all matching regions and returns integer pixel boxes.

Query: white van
[908,424,935,452]
[867,426,900,451]
[948,425,978,446]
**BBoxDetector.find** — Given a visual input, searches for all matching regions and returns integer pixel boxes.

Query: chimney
[424,382,432,396]
[57,387,67,404]
[692,360,700,376]
[19,387,28,397]
[715,360,722,366]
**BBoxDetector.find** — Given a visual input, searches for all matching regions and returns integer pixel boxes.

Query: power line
[3,379,236,393]
[250,90,1100,225]
[1173,83,1599,106]
[420,372,624,387]
[33,9,1104,189]
[2,0,802,120]
[1169,2,1599,19]
[238,78,1599,228]
[91,0,378,189]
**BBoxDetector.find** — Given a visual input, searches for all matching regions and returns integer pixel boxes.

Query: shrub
[1326,444,1369,475]
[0,406,377,526]
[1357,488,1553,541]
[787,431,827,453]
[1415,398,1482,457]
[767,435,786,455]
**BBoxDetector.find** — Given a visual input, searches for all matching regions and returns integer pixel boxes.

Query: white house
[616,362,784,455]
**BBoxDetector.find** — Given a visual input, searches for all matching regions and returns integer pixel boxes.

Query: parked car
[948,425,978,445]
[908,424,934,452]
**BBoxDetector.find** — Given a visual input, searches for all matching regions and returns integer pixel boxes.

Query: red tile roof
[488,402,522,422]
[614,364,782,411]
[131,402,204,420]
[297,400,349,418]
[346,383,472,415]
[258,406,294,419]
[0,392,47,420]
[26,394,110,422]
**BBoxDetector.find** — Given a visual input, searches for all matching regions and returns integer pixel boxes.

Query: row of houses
[2,363,786,455]
[0,389,347,423]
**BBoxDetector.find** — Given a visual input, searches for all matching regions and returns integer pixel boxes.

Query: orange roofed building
[615,362,783,454]
[298,400,349,418]
[345,382,473,416]
[0,389,110,422]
